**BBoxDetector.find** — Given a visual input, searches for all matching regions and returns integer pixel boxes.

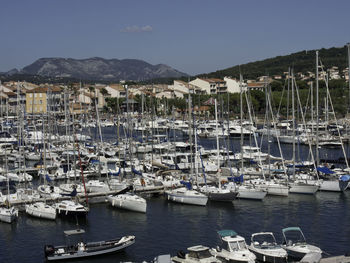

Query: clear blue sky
[0,0,349,75]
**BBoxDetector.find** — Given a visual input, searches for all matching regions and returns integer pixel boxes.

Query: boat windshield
[188,250,212,259]
[197,250,212,259]
[238,240,247,249]
[228,241,240,251]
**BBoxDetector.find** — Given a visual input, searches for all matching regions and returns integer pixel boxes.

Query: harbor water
[0,126,349,262]
[0,191,349,262]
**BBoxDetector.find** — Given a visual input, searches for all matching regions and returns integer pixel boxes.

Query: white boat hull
[0,207,18,223]
[25,203,56,220]
[319,180,348,192]
[108,194,147,213]
[289,183,318,194]
[267,185,289,196]
[237,187,267,200]
[166,189,208,206]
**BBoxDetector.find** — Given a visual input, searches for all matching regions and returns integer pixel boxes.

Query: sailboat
[165,93,208,206]
[288,69,319,194]
[199,99,237,201]
[0,143,18,223]
[107,85,147,213]
[236,75,267,200]
[107,192,147,213]
[25,202,56,220]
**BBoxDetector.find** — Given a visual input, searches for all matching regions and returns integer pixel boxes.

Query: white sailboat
[107,192,147,213]
[166,185,208,206]
[55,200,89,217]
[165,94,208,206]
[0,142,18,223]
[25,202,56,220]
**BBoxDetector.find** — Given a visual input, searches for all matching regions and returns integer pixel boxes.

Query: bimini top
[188,245,210,252]
[217,230,238,238]
[340,175,350,182]
[282,227,302,233]
[317,166,335,175]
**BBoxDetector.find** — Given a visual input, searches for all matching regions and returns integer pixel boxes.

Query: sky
[0,0,349,76]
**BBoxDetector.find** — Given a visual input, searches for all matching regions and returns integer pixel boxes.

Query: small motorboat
[44,229,135,261]
[248,232,288,263]
[281,227,322,260]
[211,230,256,263]
[0,206,18,223]
[172,245,221,263]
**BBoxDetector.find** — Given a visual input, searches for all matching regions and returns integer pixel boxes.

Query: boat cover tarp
[199,151,207,184]
[340,175,350,182]
[317,166,335,174]
[217,230,237,237]
[227,175,244,183]
[45,174,52,183]
[132,167,142,176]
[61,187,77,197]
[109,168,121,176]
[180,181,192,190]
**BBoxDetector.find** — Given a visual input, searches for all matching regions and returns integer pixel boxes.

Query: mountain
[198,45,349,80]
[20,57,187,82]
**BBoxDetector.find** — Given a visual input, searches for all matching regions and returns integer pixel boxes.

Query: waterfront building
[25,86,62,114]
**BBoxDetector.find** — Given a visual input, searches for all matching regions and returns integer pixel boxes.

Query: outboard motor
[177,250,186,259]
[44,245,55,257]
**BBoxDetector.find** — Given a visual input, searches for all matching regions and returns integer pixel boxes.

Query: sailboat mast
[265,78,271,177]
[347,43,350,112]
[215,98,220,169]
[240,74,244,173]
[311,82,314,134]
[316,51,320,166]
[292,70,296,180]
[188,92,193,176]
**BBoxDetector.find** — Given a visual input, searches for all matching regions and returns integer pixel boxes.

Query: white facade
[224,77,241,93]
[104,85,126,98]
[189,78,211,94]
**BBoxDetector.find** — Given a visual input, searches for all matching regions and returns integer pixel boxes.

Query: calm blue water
[0,192,349,262]
[1,126,349,262]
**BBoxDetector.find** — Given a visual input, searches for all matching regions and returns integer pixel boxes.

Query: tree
[270,80,283,92]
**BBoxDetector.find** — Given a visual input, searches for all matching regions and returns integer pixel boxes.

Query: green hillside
[198,45,349,79]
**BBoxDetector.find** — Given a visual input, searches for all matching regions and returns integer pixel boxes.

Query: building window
[29,94,32,98]
[34,94,37,98]
[39,100,42,105]
[40,93,43,97]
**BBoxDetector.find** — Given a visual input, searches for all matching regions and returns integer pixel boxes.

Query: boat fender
[177,250,186,259]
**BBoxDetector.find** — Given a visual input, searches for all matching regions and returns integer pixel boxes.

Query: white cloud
[121,25,153,33]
